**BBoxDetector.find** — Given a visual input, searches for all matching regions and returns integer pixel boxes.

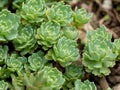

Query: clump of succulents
[1,0,118,89]
[82,26,117,76]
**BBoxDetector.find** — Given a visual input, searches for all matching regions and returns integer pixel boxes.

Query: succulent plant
[13,24,38,55]
[46,2,73,26]
[46,36,80,67]
[113,38,120,60]
[28,51,46,71]
[0,80,8,90]
[62,26,79,40]
[6,53,26,72]
[24,66,65,90]
[62,64,84,90]
[64,63,84,81]
[0,9,20,41]
[40,66,65,90]
[0,45,8,65]
[73,80,97,90]
[73,8,92,27]
[36,21,62,50]
[20,0,46,23]
[82,26,117,76]
[87,26,112,42]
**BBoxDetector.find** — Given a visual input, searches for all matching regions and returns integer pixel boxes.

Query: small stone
[113,83,120,90]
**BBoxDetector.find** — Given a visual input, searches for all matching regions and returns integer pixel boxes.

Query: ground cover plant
[0,0,120,90]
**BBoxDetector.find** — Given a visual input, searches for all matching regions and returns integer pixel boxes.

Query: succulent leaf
[0,80,8,90]
[0,45,8,65]
[113,38,120,60]
[11,74,25,90]
[0,0,8,10]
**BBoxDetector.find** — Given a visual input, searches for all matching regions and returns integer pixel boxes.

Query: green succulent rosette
[36,21,62,50]
[0,80,8,90]
[73,80,97,90]
[87,26,112,42]
[62,26,79,40]
[64,64,84,81]
[40,66,65,90]
[113,38,120,60]
[0,45,8,65]
[73,8,92,27]
[46,2,73,26]
[6,53,26,72]
[28,51,46,71]
[62,64,84,90]
[82,26,117,76]
[0,9,20,41]
[13,24,38,55]
[20,0,46,23]
[46,36,80,67]
[24,66,65,90]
